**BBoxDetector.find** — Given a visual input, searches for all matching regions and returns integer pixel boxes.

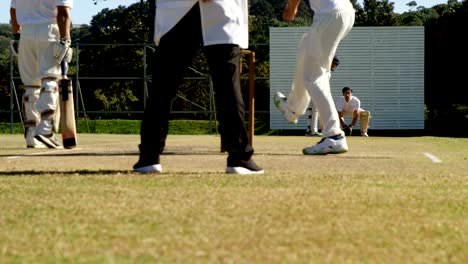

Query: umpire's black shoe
[226,158,264,175]
[133,163,162,173]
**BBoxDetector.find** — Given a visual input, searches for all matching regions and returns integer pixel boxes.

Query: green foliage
[2,1,468,137]
[425,104,468,137]
[399,7,440,26]
[0,25,14,110]
[76,119,217,135]
[0,122,23,134]
[357,0,400,26]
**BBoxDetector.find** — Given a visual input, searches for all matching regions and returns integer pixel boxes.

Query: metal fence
[2,43,267,134]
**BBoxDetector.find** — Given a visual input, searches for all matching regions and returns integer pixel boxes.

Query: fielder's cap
[342,87,352,93]
[332,56,340,65]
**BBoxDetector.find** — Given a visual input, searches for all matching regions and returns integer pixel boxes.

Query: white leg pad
[310,107,319,133]
[36,78,59,135]
[359,111,371,133]
[21,85,41,128]
[21,86,46,148]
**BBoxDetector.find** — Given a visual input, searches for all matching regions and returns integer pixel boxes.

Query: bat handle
[61,59,67,78]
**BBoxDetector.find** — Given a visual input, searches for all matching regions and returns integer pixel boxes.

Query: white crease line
[6,148,83,160]
[5,136,211,160]
[423,152,442,163]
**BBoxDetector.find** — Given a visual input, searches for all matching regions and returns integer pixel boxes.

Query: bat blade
[59,77,77,149]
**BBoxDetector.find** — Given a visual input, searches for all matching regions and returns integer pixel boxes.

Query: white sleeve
[11,0,16,8]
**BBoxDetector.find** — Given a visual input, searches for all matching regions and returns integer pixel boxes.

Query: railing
[2,43,264,140]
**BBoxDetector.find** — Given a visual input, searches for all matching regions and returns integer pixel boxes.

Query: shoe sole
[27,145,47,149]
[302,148,348,155]
[274,92,299,124]
[133,164,162,173]
[226,167,264,175]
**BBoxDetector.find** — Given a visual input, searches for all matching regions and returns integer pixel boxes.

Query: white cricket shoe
[303,134,349,155]
[133,164,162,173]
[361,131,369,137]
[273,91,298,124]
[25,129,47,148]
[35,133,62,149]
[27,138,47,149]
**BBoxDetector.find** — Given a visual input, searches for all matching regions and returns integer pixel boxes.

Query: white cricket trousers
[18,22,61,135]
[18,23,61,85]
[286,10,355,138]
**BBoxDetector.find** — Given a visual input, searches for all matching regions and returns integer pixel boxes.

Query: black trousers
[138,3,254,165]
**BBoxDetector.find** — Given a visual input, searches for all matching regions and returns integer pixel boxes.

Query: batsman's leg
[310,107,320,135]
[35,77,61,148]
[21,85,46,148]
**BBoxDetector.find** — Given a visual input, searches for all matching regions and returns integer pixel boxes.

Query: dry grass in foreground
[0,134,467,263]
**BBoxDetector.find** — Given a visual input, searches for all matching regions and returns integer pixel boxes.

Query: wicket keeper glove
[53,38,73,65]
[10,33,20,56]
[343,125,352,136]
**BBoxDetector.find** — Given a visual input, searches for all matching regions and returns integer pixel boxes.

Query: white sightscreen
[270,26,425,130]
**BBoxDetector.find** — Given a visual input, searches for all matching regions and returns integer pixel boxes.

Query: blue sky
[0,0,455,25]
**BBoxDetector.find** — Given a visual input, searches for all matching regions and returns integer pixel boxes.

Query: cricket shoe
[226,158,264,175]
[302,134,349,155]
[361,131,369,137]
[25,128,47,148]
[273,91,298,124]
[133,163,162,173]
[26,135,47,149]
[27,139,47,149]
[35,133,62,149]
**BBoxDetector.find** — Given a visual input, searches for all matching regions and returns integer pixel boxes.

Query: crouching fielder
[336,87,370,137]
[10,0,73,148]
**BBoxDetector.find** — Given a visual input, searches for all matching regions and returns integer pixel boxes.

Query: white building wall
[270,27,425,130]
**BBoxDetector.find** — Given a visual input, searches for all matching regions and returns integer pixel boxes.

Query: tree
[407,1,418,11]
[356,0,400,26]
[73,3,151,115]
[424,0,468,136]
[0,25,19,121]
[400,6,439,26]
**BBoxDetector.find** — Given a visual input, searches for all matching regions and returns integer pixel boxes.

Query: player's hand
[10,33,20,56]
[53,38,73,65]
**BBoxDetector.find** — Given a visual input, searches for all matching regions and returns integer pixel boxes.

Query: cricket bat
[59,59,77,149]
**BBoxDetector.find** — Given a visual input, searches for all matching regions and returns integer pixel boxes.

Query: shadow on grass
[0,151,395,158]
[0,170,232,176]
[0,170,131,176]
[0,152,139,157]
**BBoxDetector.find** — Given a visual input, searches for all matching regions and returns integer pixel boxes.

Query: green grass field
[0,134,467,263]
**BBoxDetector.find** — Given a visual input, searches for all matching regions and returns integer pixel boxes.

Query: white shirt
[336,95,363,113]
[154,0,248,48]
[11,0,73,25]
[308,0,354,13]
